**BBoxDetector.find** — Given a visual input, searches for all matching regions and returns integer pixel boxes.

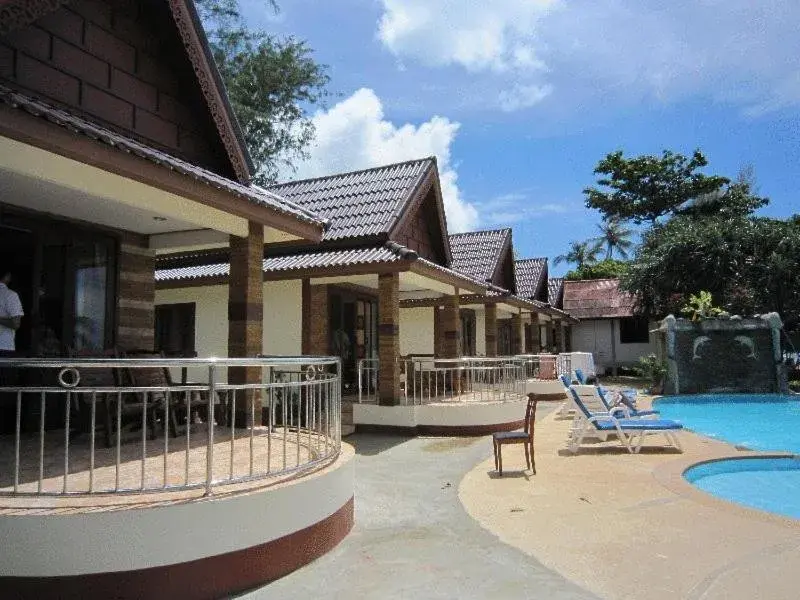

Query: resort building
[562,278,656,375]
[156,161,571,402]
[0,2,352,596]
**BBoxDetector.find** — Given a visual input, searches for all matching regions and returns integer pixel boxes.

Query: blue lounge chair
[597,387,659,418]
[574,368,639,405]
[567,385,683,454]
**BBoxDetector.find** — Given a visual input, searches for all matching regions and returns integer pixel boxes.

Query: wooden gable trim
[0,0,68,35]
[167,0,253,183]
[387,161,453,266]
[489,233,515,291]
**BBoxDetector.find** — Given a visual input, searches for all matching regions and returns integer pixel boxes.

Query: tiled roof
[155,244,415,282]
[548,277,564,308]
[448,228,511,281]
[269,158,434,241]
[0,85,325,229]
[515,258,547,300]
[562,278,635,319]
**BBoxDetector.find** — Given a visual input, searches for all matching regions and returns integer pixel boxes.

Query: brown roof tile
[449,228,511,281]
[269,158,434,242]
[562,278,635,319]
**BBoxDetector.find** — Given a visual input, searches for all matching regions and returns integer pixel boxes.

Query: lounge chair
[596,387,659,418]
[566,385,683,454]
[574,368,639,405]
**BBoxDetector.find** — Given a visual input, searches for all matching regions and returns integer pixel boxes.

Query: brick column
[441,290,461,358]
[228,222,264,426]
[303,282,329,355]
[484,303,497,357]
[553,320,563,353]
[117,233,155,351]
[511,312,524,355]
[378,273,400,405]
[529,313,541,353]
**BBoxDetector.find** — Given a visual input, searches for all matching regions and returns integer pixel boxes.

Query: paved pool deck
[460,398,800,600]
[244,403,596,599]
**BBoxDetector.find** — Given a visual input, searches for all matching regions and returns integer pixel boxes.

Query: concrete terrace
[460,398,800,600]
[245,403,596,600]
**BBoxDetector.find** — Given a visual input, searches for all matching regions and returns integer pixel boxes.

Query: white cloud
[378,0,556,73]
[498,83,553,112]
[284,88,479,232]
[376,0,800,114]
[478,192,571,225]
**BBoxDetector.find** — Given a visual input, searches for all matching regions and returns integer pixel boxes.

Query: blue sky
[241,0,800,275]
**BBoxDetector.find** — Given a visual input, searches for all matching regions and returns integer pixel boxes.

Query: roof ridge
[270,156,436,189]
[449,227,512,239]
[564,278,620,283]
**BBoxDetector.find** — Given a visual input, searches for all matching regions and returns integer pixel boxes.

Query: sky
[241,0,800,276]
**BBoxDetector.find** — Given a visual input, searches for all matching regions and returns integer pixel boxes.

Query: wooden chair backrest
[122,350,172,388]
[524,393,538,438]
[70,348,119,389]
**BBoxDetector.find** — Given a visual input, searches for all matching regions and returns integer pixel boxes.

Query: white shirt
[0,282,24,351]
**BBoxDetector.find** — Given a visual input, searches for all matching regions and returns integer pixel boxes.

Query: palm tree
[553,240,602,269]
[595,218,634,259]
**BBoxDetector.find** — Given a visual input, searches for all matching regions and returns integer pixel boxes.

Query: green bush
[635,353,667,389]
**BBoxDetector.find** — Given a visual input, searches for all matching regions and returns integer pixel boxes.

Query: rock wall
[658,314,785,394]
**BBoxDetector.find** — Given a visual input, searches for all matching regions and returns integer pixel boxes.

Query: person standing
[0,266,23,433]
[0,266,23,352]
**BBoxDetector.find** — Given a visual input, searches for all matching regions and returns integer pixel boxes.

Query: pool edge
[654,450,800,529]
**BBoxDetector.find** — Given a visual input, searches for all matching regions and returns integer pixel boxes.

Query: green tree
[553,240,603,270]
[196,0,329,184]
[584,149,729,225]
[594,218,634,259]
[565,258,628,281]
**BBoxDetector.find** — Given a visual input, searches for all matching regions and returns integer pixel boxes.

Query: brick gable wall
[392,187,446,264]
[0,0,233,178]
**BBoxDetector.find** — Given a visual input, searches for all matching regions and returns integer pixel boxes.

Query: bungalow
[156,157,498,406]
[562,278,656,375]
[514,257,572,353]
[0,2,351,596]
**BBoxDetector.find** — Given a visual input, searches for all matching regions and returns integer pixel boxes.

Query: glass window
[619,317,650,344]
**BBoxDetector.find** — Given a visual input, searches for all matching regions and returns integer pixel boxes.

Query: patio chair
[493,393,537,476]
[121,350,189,439]
[597,387,659,419]
[556,373,576,417]
[70,348,125,448]
[566,385,683,454]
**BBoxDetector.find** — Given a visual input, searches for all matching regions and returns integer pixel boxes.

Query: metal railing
[516,354,564,380]
[0,356,341,497]
[357,353,585,404]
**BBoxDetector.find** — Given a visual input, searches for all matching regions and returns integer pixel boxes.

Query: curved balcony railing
[358,353,585,404]
[0,356,341,497]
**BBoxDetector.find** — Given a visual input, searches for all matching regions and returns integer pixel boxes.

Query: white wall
[155,285,228,382]
[262,279,302,356]
[155,280,303,380]
[570,318,656,374]
[399,307,434,355]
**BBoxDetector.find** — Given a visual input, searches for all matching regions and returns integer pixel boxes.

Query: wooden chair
[70,348,122,448]
[492,393,538,476]
[122,350,186,439]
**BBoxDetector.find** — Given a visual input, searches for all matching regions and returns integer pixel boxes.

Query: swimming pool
[655,394,800,454]
[655,394,800,519]
[684,458,800,520]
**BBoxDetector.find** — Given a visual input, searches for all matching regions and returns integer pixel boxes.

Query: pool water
[655,394,800,519]
[656,394,800,454]
[684,458,800,520]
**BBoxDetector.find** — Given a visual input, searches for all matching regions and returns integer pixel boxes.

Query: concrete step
[342,424,356,437]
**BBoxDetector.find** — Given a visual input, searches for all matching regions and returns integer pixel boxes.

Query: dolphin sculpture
[734,335,757,359]
[692,336,711,360]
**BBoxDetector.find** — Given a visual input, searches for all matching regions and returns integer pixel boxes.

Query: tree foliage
[196,0,329,184]
[584,149,729,224]
[594,218,634,259]
[565,258,629,281]
[553,240,603,269]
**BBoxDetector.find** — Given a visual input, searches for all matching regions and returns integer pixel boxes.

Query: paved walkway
[460,400,800,600]
[244,407,596,599]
